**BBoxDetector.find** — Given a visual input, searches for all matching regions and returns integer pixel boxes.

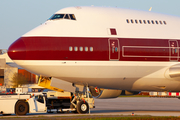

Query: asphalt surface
[91,97,180,116]
[1,97,180,119]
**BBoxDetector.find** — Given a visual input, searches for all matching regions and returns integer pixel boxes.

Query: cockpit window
[69,14,76,20]
[49,14,65,20]
[64,14,70,19]
[49,14,76,20]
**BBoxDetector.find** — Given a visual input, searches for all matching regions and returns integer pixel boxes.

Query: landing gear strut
[71,86,94,114]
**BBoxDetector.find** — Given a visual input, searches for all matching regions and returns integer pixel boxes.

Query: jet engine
[89,87,139,99]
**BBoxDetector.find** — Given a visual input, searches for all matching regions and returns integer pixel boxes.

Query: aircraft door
[109,39,120,60]
[169,40,179,61]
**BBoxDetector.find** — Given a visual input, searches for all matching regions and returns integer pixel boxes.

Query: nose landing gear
[70,86,94,114]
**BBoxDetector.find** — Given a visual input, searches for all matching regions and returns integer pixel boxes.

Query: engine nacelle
[89,87,139,99]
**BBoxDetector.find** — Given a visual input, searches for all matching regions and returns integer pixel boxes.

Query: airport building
[0,49,38,90]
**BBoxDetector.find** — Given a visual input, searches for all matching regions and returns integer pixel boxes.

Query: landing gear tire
[15,101,29,115]
[77,101,89,114]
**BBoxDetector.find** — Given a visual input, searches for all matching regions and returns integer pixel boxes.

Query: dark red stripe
[8,37,179,61]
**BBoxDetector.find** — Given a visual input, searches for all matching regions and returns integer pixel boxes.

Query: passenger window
[64,14,70,19]
[90,47,93,52]
[163,21,167,25]
[147,20,150,24]
[69,46,73,51]
[135,20,138,23]
[85,47,88,51]
[139,20,142,24]
[143,20,146,24]
[80,47,83,51]
[151,20,154,24]
[155,21,158,24]
[159,21,162,24]
[131,19,134,23]
[126,19,129,23]
[74,47,78,51]
[69,14,76,20]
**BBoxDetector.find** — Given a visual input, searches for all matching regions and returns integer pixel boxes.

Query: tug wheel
[15,101,29,115]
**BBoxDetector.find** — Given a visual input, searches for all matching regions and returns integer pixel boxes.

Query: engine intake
[89,87,139,99]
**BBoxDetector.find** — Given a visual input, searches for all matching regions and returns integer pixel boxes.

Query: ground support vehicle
[0,76,95,116]
[0,90,94,115]
[0,94,46,115]
[149,92,180,97]
[0,93,76,115]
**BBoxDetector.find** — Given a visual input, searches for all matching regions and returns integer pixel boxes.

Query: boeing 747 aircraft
[7,6,180,113]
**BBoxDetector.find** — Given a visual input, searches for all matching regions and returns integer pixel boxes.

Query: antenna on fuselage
[149,7,152,11]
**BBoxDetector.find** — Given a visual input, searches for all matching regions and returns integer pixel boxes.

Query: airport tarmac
[1,97,180,118]
[91,97,180,116]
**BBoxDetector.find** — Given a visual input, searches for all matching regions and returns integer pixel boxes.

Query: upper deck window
[143,20,146,24]
[163,21,167,25]
[139,20,142,24]
[131,19,134,23]
[151,20,154,24]
[155,21,158,24]
[126,19,167,25]
[135,20,138,23]
[49,14,76,20]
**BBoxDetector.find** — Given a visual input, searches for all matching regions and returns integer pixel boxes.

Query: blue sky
[0,0,180,49]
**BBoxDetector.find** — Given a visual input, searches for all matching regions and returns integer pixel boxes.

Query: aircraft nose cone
[8,38,26,60]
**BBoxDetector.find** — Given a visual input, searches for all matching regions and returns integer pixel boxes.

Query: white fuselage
[8,6,180,92]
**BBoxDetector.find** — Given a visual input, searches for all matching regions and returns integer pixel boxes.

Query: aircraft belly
[13,60,180,91]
